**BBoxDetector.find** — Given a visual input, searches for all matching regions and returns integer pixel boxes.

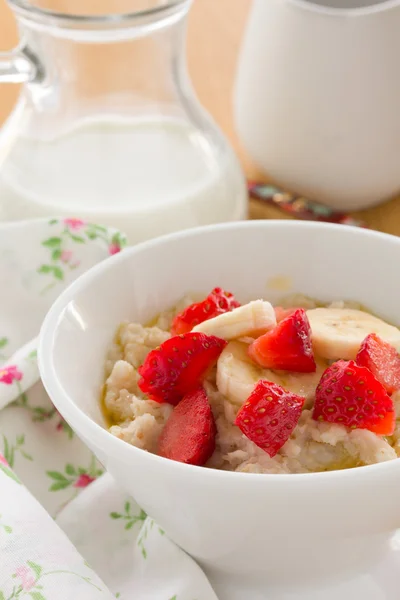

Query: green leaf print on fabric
[136,518,164,560]
[42,237,62,248]
[65,464,76,476]
[47,456,103,492]
[0,515,12,534]
[0,462,21,484]
[137,528,148,559]
[52,267,64,281]
[29,592,46,600]
[47,473,71,492]
[38,221,83,293]
[38,219,126,294]
[82,222,126,254]
[69,235,85,244]
[38,265,64,281]
[0,337,9,360]
[110,502,147,531]
[51,249,62,261]
[26,562,42,579]
[111,232,125,247]
[37,265,52,274]
[2,434,33,468]
[13,394,74,439]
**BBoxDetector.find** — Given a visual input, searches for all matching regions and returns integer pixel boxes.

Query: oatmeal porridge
[102,288,400,473]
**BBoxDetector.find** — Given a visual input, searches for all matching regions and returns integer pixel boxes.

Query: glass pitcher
[0,0,247,243]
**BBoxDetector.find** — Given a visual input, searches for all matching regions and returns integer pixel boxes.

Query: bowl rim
[38,219,400,485]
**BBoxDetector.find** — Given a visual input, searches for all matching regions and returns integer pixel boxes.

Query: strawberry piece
[248,308,316,372]
[312,360,395,435]
[274,306,297,323]
[158,387,216,465]
[171,287,240,335]
[138,332,227,405]
[356,333,400,394]
[235,380,305,457]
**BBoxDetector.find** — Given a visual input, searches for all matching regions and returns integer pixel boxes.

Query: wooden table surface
[1,0,400,234]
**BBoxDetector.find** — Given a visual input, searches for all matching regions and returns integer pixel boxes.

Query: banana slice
[217,341,261,405]
[192,300,276,340]
[307,308,400,360]
[217,341,326,408]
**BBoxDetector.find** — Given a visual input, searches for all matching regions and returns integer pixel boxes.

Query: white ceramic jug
[234,0,400,211]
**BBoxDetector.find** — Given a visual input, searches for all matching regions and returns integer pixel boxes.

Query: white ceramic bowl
[39,221,400,595]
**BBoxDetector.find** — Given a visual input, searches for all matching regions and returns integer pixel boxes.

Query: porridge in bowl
[102,288,400,474]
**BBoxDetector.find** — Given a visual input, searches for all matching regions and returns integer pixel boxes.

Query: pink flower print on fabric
[0,365,22,385]
[0,453,9,466]
[109,243,121,256]
[64,218,85,231]
[60,249,73,263]
[15,566,36,591]
[74,474,95,488]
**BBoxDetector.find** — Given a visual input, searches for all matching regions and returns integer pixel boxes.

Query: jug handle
[0,46,42,84]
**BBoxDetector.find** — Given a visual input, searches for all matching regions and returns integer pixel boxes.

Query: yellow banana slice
[306,308,400,360]
[192,300,276,340]
[216,341,326,408]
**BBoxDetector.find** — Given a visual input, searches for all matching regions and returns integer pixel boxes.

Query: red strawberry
[312,360,395,435]
[274,306,297,323]
[248,308,316,372]
[235,380,305,457]
[138,332,227,405]
[356,333,400,394]
[158,387,216,465]
[171,288,240,335]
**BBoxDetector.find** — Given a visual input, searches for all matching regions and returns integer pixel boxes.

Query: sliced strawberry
[274,306,297,323]
[235,380,305,457]
[248,308,316,372]
[158,387,216,465]
[138,332,227,405]
[356,333,400,394]
[312,360,395,435]
[171,287,240,335]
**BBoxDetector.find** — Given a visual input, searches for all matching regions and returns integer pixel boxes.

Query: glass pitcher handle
[0,47,41,83]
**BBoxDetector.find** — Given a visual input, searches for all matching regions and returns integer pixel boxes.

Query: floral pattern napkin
[0,218,218,600]
[0,454,113,600]
[57,474,218,600]
[0,217,126,514]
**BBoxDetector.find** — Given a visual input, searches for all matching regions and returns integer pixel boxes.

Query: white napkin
[0,455,113,600]
[57,474,218,600]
